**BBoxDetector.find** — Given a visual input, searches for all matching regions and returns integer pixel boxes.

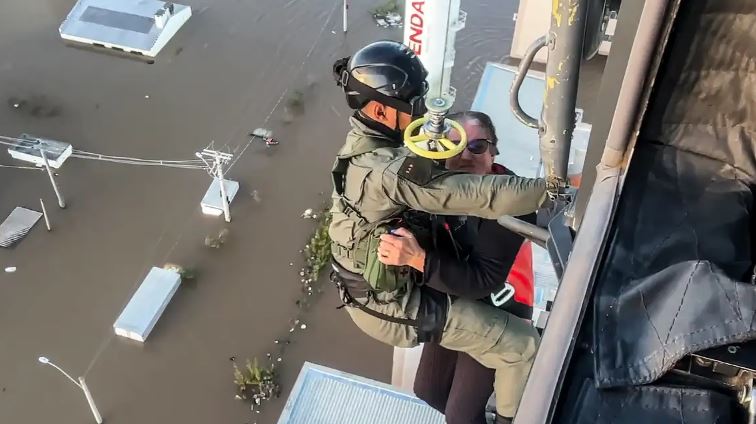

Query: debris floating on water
[5,266,16,273]
[162,262,184,274]
[250,128,273,139]
[205,228,230,248]
[374,12,402,28]
[301,208,314,219]
[0,207,42,248]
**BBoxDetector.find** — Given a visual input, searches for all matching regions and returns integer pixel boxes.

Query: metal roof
[7,134,72,168]
[59,0,191,57]
[113,267,182,342]
[278,362,444,424]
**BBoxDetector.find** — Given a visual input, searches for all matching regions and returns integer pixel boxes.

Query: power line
[0,135,28,147]
[0,163,44,171]
[1,134,209,170]
[73,149,205,164]
[225,1,339,172]
[70,153,207,169]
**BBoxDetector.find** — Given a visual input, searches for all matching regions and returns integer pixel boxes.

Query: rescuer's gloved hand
[536,200,561,227]
[536,185,574,228]
[363,225,413,293]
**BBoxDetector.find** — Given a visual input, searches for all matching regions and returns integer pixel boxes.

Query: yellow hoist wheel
[403,116,467,160]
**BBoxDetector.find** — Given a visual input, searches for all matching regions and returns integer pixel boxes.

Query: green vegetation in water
[371,0,400,16]
[232,357,280,410]
[282,89,305,124]
[162,263,197,280]
[303,211,332,284]
[285,90,304,110]
[231,210,332,417]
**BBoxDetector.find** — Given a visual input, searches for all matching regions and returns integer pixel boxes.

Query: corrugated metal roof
[278,362,444,424]
[0,207,42,248]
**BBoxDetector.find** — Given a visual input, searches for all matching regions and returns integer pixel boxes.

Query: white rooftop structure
[7,134,72,169]
[59,0,191,58]
[113,267,182,342]
[200,178,240,217]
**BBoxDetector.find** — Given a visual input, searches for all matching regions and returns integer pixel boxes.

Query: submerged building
[59,0,191,58]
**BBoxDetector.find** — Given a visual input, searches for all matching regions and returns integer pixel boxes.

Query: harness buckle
[490,283,516,307]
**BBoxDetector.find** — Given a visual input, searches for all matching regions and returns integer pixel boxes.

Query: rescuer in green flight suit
[329,40,547,423]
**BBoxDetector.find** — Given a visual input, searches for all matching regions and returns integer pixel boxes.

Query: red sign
[407,1,425,55]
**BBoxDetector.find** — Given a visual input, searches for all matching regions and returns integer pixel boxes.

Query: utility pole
[197,149,234,223]
[216,155,230,223]
[39,148,66,208]
[40,198,52,231]
[343,0,348,33]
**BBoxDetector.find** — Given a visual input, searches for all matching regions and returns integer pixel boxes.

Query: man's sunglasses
[450,138,498,155]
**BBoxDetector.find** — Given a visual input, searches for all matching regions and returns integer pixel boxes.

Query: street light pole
[38,357,103,424]
[79,377,103,424]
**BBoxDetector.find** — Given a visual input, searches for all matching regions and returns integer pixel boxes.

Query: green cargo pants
[344,284,539,418]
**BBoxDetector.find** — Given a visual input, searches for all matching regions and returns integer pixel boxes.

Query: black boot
[495,414,513,424]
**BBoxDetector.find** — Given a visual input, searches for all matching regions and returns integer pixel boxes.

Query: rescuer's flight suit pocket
[343,164,372,206]
[363,225,411,293]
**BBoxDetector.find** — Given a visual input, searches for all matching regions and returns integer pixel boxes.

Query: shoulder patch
[397,156,436,186]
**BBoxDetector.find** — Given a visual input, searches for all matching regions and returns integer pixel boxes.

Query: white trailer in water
[59,0,191,58]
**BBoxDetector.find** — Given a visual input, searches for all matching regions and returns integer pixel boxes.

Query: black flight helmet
[333,41,428,118]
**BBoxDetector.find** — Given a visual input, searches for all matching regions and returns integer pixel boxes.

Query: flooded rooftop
[59,0,193,57]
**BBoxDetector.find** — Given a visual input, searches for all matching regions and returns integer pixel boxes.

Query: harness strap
[329,270,419,328]
[332,157,350,196]
[332,243,355,260]
[340,71,423,116]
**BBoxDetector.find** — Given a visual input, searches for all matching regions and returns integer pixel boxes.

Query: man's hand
[378,227,426,272]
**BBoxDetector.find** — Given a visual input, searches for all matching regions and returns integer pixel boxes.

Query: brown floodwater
[0,0,518,422]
